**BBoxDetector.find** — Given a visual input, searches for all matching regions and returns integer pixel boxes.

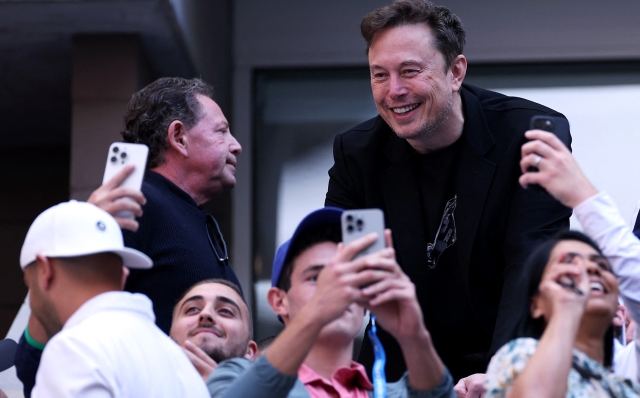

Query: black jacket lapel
[455,87,497,290]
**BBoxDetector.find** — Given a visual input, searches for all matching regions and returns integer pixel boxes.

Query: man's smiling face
[170,282,251,363]
[368,23,458,144]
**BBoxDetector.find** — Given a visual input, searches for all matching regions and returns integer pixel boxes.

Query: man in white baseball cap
[21,201,209,397]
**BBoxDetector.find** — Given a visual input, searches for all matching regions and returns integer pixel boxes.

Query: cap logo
[96,221,106,231]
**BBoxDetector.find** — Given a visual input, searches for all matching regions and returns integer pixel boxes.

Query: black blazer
[325,84,572,380]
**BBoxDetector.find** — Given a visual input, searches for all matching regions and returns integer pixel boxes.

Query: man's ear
[244,340,258,360]
[267,287,289,322]
[120,266,129,290]
[167,120,189,157]
[35,254,55,291]
[450,54,467,92]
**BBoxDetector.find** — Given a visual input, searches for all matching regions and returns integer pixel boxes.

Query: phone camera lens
[347,225,354,233]
[110,156,117,163]
[545,120,554,129]
[346,215,353,222]
[112,146,119,153]
[121,152,127,159]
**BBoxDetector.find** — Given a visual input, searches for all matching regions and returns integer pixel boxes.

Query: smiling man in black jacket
[325,0,571,382]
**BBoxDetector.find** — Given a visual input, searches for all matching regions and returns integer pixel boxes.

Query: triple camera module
[344,214,364,233]
[110,146,128,164]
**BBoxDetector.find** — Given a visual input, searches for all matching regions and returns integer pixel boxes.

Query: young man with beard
[207,207,455,398]
[170,279,258,381]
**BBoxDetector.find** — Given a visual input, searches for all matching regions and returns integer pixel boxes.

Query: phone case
[102,142,149,219]
[341,209,386,259]
[529,115,571,148]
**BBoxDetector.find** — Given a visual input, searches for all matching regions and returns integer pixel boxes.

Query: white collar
[64,291,154,330]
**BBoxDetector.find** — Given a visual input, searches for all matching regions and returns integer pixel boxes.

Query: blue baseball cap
[271,207,344,288]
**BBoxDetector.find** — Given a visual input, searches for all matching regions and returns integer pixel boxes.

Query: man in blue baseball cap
[207,207,455,397]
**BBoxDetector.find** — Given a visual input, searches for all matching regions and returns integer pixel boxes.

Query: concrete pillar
[70,35,153,200]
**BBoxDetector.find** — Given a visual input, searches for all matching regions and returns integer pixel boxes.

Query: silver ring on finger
[534,155,542,168]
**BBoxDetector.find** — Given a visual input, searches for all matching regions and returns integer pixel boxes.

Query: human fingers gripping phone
[341,209,388,398]
[528,115,571,154]
[341,209,386,260]
[102,143,149,219]
[526,115,571,191]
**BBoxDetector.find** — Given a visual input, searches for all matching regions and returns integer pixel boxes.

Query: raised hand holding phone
[101,143,148,219]
[341,209,385,258]
[89,143,148,231]
[341,209,388,398]
[524,115,571,192]
[519,126,597,209]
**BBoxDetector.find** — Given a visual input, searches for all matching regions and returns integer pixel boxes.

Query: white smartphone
[102,142,149,219]
[341,208,386,259]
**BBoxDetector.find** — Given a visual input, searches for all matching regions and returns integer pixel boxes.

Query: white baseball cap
[20,201,152,270]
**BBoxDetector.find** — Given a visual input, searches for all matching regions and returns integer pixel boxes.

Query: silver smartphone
[102,142,149,219]
[341,209,386,259]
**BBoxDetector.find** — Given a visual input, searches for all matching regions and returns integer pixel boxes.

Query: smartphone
[102,142,149,219]
[528,115,571,173]
[341,209,386,259]
[527,115,571,191]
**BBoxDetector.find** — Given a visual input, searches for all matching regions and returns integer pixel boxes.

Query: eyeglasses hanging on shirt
[206,214,229,265]
[426,195,457,269]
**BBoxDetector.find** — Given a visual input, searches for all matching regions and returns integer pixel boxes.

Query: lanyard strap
[367,315,387,398]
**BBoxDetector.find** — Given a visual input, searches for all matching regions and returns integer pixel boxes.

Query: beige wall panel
[70,35,147,200]
[72,36,140,100]
[70,101,129,198]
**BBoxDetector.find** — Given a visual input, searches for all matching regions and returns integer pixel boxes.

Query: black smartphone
[526,115,571,190]
[530,115,570,146]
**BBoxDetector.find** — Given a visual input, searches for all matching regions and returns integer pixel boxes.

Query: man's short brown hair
[361,0,466,69]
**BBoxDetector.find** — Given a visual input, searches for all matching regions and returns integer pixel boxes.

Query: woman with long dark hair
[484,230,637,397]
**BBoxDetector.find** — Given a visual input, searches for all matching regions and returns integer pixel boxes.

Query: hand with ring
[519,129,597,208]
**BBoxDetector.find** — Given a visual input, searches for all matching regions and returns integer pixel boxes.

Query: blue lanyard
[367,315,387,398]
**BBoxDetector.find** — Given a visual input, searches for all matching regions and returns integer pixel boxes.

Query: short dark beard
[202,341,248,363]
[205,347,230,364]
[394,97,453,143]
